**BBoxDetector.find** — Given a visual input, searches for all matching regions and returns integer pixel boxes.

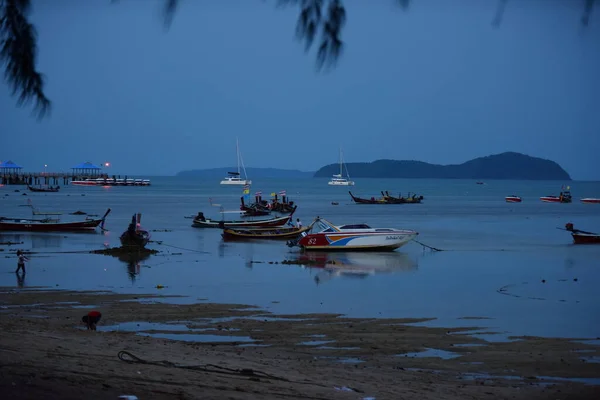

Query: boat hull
[193,215,292,229]
[222,225,311,240]
[0,218,103,232]
[296,231,418,251]
[220,179,252,185]
[540,197,570,203]
[328,181,355,186]
[572,233,600,245]
[581,198,600,204]
[505,197,522,203]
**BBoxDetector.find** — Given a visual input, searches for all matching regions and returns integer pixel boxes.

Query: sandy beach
[1,287,599,400]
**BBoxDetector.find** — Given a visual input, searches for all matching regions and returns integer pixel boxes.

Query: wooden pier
[1,172,110,186]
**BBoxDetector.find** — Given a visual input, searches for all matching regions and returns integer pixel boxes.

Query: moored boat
[221,225,312,240]
[0,208,110,232]
[120,213,151,248]
[541,188,572,203]
[505,195,522,203]
[286,217,418,252]
[563,223,600,245]
[27,185,60,193]
[192,207,296,228]
[380,191,424,204]
[348,192,387,204]
[581,198,600,204]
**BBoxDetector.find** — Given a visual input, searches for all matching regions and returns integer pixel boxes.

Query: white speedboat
[288,217,417,251]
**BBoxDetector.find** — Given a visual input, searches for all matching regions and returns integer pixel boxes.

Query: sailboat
[328,148,355,186]
[220,138,252,185]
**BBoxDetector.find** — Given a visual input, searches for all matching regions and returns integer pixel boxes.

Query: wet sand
[1,287,599,399]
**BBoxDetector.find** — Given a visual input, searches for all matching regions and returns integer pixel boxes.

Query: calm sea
[1,177,599,339]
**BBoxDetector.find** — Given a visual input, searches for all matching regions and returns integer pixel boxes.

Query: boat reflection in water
[0,233,64,249]
[291,251,418,285]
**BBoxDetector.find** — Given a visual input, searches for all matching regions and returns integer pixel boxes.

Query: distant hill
[314,152,571,180]
[177,167,314,178]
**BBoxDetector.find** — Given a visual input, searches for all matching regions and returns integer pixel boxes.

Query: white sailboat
[328,148,355,186]
[220,138,252,185]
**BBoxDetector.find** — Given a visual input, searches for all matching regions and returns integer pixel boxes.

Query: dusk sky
[1,0,599,179]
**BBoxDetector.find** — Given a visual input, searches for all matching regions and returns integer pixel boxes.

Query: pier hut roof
[71,161,101,170]
[0,160,23,169]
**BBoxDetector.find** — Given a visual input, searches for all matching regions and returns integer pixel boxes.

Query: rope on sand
[412,239,443,252]
[116,350,347,390]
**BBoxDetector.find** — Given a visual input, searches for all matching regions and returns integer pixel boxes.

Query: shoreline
[1,287,599,399]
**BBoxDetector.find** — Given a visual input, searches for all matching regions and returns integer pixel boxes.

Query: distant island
[176,167,314,179]
[314,152,571,180]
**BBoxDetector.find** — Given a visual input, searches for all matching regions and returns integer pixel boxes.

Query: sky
[1,0,599,179]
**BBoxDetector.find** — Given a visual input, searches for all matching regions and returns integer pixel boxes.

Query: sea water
[1,177,599,339]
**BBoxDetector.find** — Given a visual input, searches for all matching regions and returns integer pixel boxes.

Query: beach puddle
[397,347,462,360]
[317,356,364,364]
[460,372,600,386]
[298,340,336,346]
[202,316,313,324]
[581,356,600,363]
[317,346,361,350]
[97,321,211,332]
[236,343,272,348]
[93,321,255,343]
[452,343,487,348]
[138,332,255,343]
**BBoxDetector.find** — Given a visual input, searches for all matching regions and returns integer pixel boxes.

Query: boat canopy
[339,224,371,230]
[227,172,240,176]
[314,218,340,233]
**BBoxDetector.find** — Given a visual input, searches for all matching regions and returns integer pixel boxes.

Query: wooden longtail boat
[349,191,423,204]
[120,213,151,248]
[222,225,312,240]
[562,223,600,245]
[505,195,522,203]
[380,191,424,204]
[348,192,387,204]
[0,208,111,232]
[192,206,296,228]
[27,185,60,193]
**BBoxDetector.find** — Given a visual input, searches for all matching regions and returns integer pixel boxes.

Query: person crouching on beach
[82,310,102,331]
[15,250,29,274]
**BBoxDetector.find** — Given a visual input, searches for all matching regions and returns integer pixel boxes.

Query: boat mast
[236,137,241,176]
[339,148,343,176]
[237,137,248,181]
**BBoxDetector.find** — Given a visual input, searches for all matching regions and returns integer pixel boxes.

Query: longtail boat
[505,195,522,203]
[192,206,296,228]
[381,191,424,204]
[222,224,312,240]
[562,223,600,245]
[348,192,387,204]
[0,208,111,232]
[541,188,572,203]
[120,213,151,248]
[27,185,60,193]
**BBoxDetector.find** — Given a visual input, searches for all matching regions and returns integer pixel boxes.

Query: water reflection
[15,272,25,288]
[0,233,64,249]
[99,251,151,283]
[291,251,418,285]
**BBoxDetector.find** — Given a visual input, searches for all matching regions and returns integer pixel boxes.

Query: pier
[0,160,141,186]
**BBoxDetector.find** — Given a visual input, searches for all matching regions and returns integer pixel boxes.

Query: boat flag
[255,191,262,196]
[279,190,286,196]
[270,192,276,197]
[243,188,250,195]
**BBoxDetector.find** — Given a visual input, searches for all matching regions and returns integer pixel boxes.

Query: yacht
[221,138,252,185]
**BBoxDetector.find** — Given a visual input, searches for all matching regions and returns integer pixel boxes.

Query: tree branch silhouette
[0,0,596,119]
[0,0,50,119]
